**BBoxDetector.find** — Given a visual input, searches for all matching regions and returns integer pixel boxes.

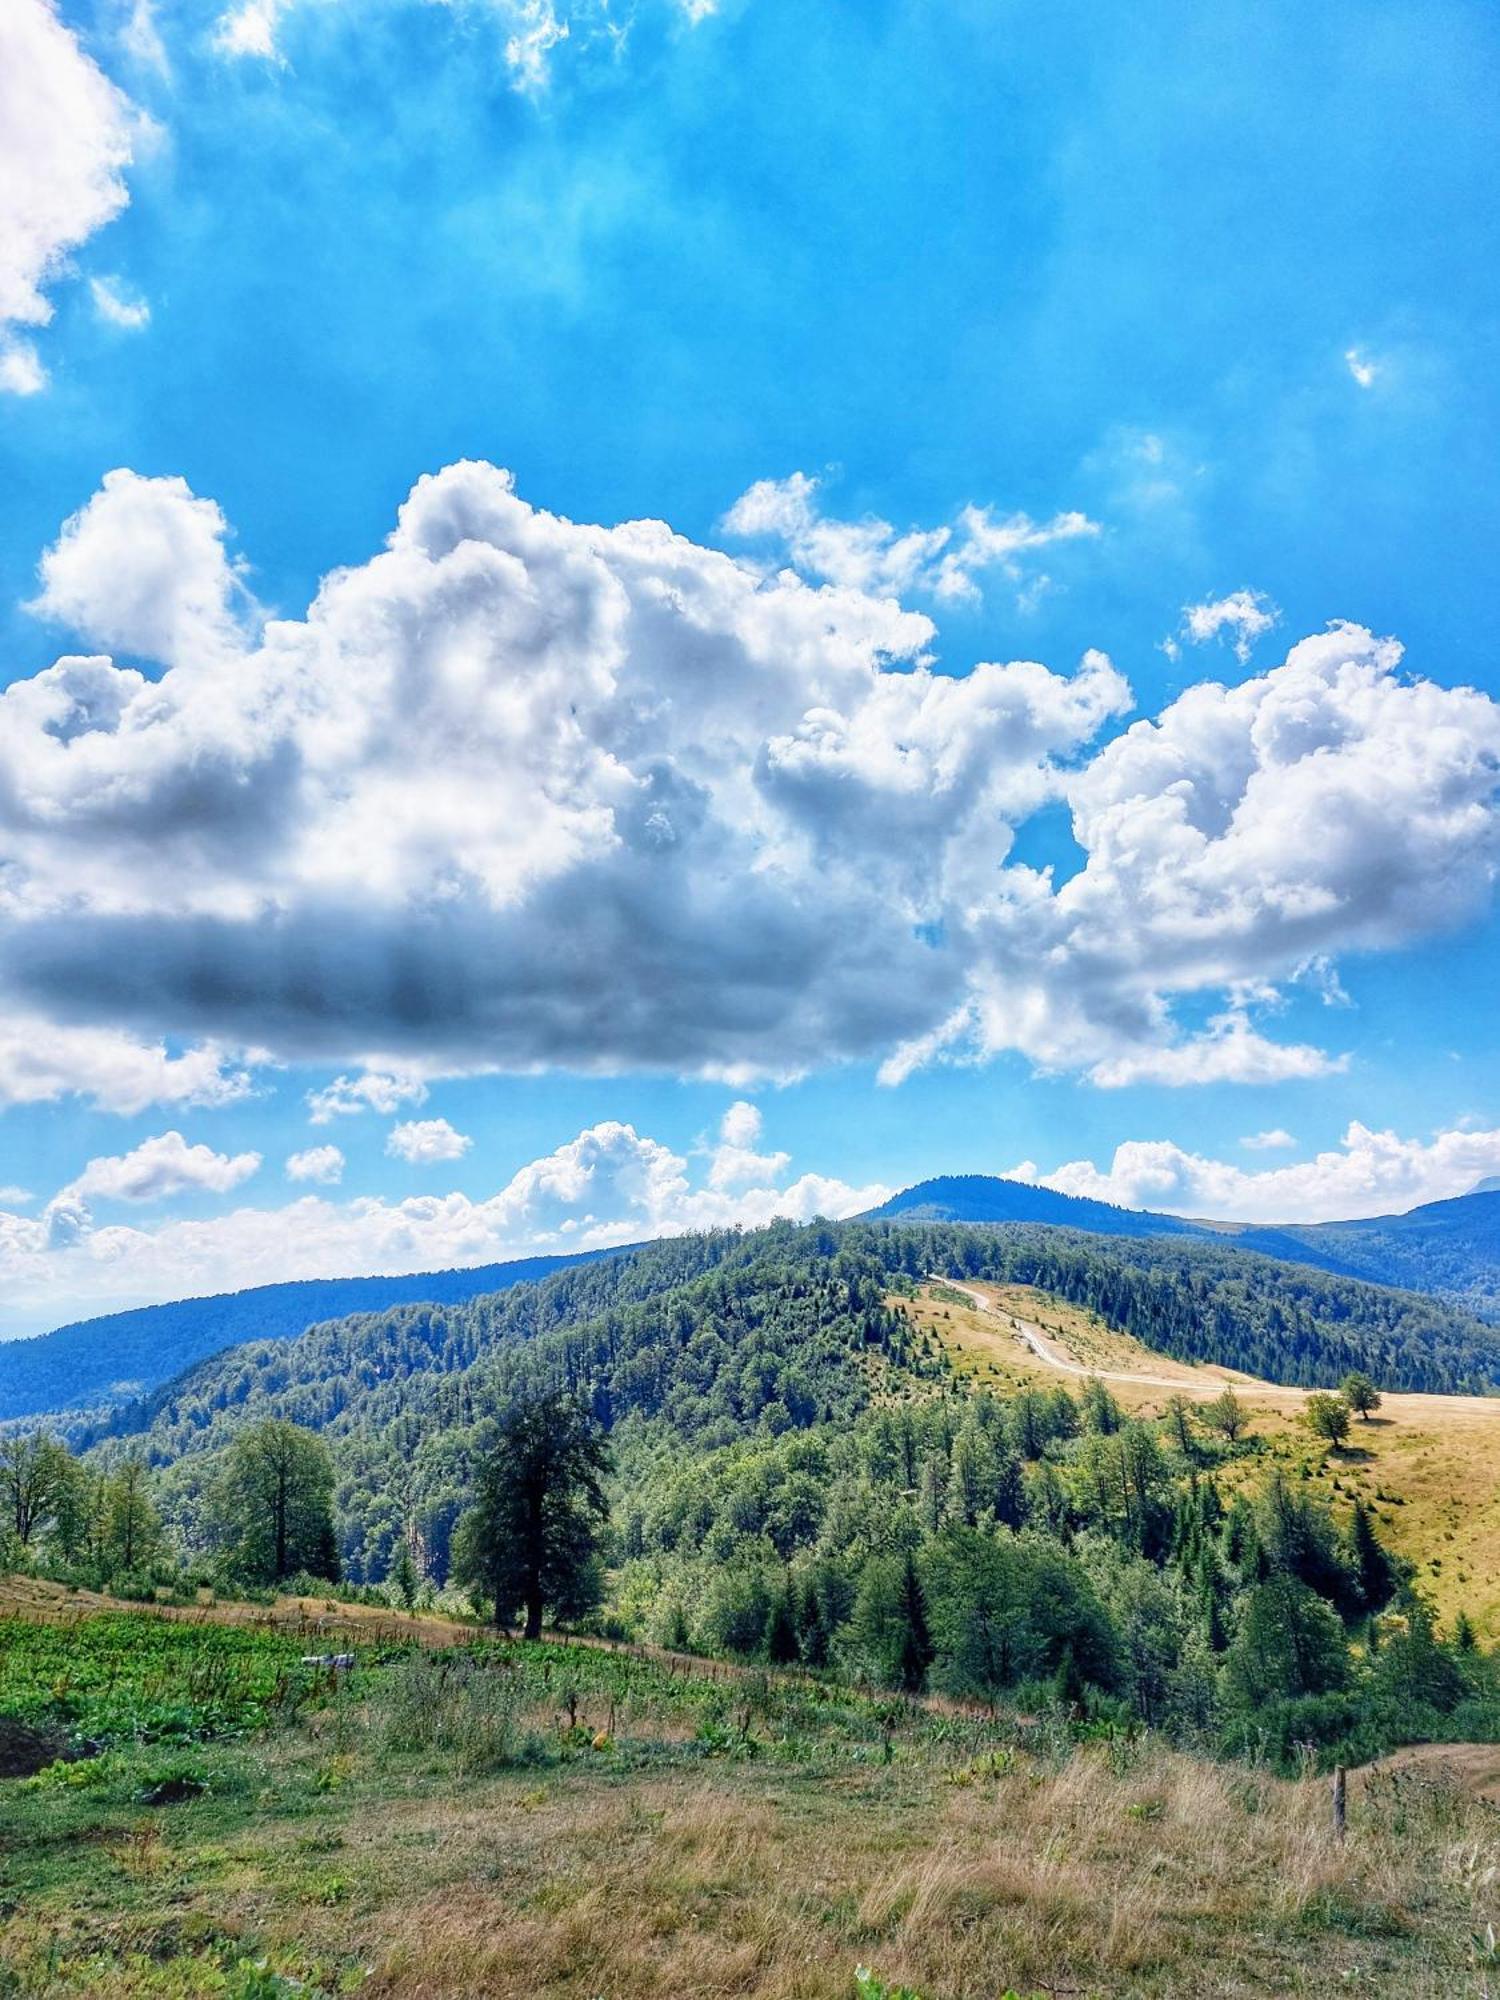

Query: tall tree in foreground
[213,1419,339,1585]
[453,1394,610,1640]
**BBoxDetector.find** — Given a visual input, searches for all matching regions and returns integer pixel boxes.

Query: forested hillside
[12,1214,1500,1784]
[872,1174,1500,1320]
[0,1246,623,1422]
[870,1222,1500,1391]
[78,1218,1500,1590]
[1253,1188,1500,1322]
[862,1174,1200,1236]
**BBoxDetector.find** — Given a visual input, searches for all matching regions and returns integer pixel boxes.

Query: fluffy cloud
[1167,588,1280,665]
[2,466,1497,1097]
[0,460,1122,1082]
[0,1114,887,1334]
[307,1073,429,1123]
[705,1100,790,1190]
[0,1017,254,1115]
[0,0,139,391]
[65,1129,262,1205]
[1242,1129,1296,1151]
[927,623,1500,1086]
[286,1144,344,1184]
[29,469,256,669]
[1019,1120,1500,1225]
[387,1117,472,1165]
[724,471,1098,604]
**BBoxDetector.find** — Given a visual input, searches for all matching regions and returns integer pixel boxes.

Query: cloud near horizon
[0,1110,888,1337]
[1012,1120,1500,1225]
[2,462,1498,1109]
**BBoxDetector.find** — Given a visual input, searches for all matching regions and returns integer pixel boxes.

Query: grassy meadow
[910,1281,1500,1638]
[3,1600,1500,2000]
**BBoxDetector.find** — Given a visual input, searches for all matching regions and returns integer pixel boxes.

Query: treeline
[55,1222,1500,1591]
[859,1222,1500,1392]
[9,1351,1496,1772]
[0,1247,626,1424]
[607,1375,1494,1766]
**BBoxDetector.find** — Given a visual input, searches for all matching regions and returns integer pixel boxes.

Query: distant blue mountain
[863,1174,1500,1321]
[0,1247,626,1423]
[861,1174,1202,1236]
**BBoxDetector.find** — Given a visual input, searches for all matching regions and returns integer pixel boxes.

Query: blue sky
[0,0,1498,1332]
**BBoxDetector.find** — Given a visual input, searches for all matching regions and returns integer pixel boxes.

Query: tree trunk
[524,1593,543,1642]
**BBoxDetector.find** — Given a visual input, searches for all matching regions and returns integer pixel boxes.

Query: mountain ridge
[867,1174,1500,1320]
[0,1246,630,1424]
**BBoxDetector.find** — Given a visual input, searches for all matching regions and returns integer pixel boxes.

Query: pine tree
[451,1393,609,1639]
[765,1579,800,1664]
[391,1536,420,1613]
[1347,1499,1398,1616]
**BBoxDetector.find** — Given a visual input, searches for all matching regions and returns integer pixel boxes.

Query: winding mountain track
[929,1277,1311,1401]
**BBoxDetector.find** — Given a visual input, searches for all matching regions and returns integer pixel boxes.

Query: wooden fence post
[1331,1764,1347,1843]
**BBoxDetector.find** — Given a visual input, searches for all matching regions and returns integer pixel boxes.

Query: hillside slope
[0,1246,625,1423]
[870,1174,1500,1318]
[94,1217,1500,1583]
[1256,1188,1500,1321]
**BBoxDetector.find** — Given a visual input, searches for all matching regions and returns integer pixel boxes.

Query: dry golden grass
[258,1733,1500,1996]
[908,1280,1500,1640]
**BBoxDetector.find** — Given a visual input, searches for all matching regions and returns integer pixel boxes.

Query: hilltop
[870,1174,1500,1319]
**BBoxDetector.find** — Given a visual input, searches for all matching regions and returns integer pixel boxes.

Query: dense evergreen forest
[47,1218,1499,1593]
[874,1174,1500,1322]
[8,1215,1499,1771]
[0,1246,622,1422]
[1259,1188,1500,1322]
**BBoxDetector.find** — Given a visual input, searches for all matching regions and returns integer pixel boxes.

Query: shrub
[377,1650,540,1774]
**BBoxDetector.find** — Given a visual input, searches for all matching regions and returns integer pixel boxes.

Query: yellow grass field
[906,1280,1500,1640]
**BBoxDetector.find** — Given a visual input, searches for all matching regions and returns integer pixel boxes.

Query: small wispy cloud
[90,275,150,330]
[1345,347,1378,389]
[1165,587,1280,665]
[723,470,1099,605]
[1241,1129,1297,1152]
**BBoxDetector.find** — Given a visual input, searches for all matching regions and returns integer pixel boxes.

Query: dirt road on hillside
[931,1277,1311,1400]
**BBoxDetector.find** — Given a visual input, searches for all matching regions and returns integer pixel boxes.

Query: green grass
[0,1615,315,1753]
[2,1612,1499,1999]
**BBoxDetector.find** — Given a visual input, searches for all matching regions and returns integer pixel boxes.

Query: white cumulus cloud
[0,1113,887,1335]
[1,467,1497,1098]
[0,1017,255,1115]
[29,468,257,669]
[1242,1129,1297,1151]
[64,1129,262,1205]
[706,1100,790,1190]
[1018,1120,1500,1225]
[0,0,140,393]
[387,1117,473,1165]
[285,1144,345,1184]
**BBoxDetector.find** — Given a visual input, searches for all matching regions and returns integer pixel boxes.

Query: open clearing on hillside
[907,1279,1500,1638]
